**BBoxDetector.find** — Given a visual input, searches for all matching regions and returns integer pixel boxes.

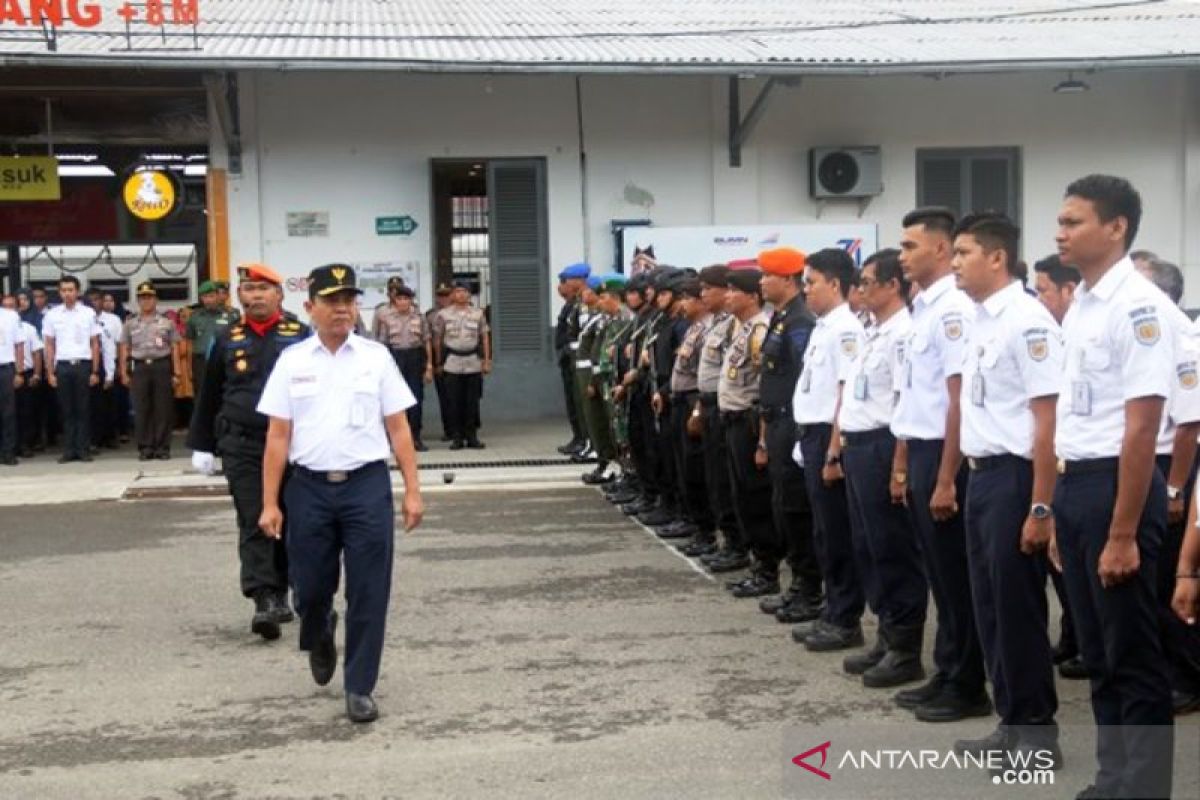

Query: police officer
[373,277,432,452]
[692,266,747,572]
[0,298,25,465]
[119,282,183,461]
[892,207,990,722]
[719,269,777,597]
[186,280,237,401]
[1053,175,1174,799]
[188,263,310,641]
[258,263,424,724]
[433,281,491,450]
[950,213,1063,764]
[790,248,867,652]
[556,263,591,456]
[837,249,928,688]
[755,247,823,624]
[647,268,691,532]
[426,283,454,441]
[616,273,663,517]
[43,275,101,463]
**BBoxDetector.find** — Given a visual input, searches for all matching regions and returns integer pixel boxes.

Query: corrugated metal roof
[1,0,1199,72]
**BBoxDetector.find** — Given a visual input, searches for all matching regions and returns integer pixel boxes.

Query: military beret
[197,280,218,295]
[558,262,592,281]
[698,265,730,287]
[726,269,763,294]
[598,274,629,294]
[585,275,603,291]
[214,281,229,290]
[758,247,806,276]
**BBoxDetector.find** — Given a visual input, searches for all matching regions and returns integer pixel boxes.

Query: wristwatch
[1167,485,1182,501]
[892,471,907,485]
[1030,503,1053,520]
[825,454,841,466]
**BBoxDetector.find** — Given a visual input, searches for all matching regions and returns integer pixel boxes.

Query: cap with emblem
[586,275,603,292]
[308,263,363,299]
[198,280,218,296]
[757,247,806,276]
[558,262,592,281]
[236,262,284,286]
[387,276,407,293]
[699,264,730,287]
[726,269,763,295]
[136,281,157,297]
[435,282,453,296]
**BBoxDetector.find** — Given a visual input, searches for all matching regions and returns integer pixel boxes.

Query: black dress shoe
[156,451,170,460]
[607,490,639,505]
[449,440,464,451]
[138,452,151,461]
[1057,655,1090,680]
[346,692,378,723]
[843,634,887,674]
[953,725,1014,757]
[251,591,282,641]
[730,575,780,598]
[1051,639,1078,665]
[466,439,486,449]
[414,440,429,452]
[310,611,338,686]
[707,552,751,573]
[638,509,676,527]
[0,456,17,466]
[758,592,796,616]
[269,592,295,624]
[913,687,993,723]
[804,621,864,652]
[775,597,823,624]
[681,540,718,558]
[791,620,821,643]
[894,675,947,709]
[557,439,581,455]
[57,455,75,464]
[581,466,612,485]
[1173,688,1200,715]
[621,498,656,516]
[79,454,94,463]
[655,521,696,539]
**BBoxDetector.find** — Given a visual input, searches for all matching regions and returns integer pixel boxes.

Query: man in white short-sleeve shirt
[258,263,423,725]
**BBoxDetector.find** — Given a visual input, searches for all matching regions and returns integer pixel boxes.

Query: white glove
[191,451,216,476]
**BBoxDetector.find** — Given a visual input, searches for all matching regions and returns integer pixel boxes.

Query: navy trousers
[766,413,822,599]
[905,438,986,695]
[54,360,91,459]
[1153,455,1200,699]
[1055,463,1173,799]
[285,461,395,696]
[799,423,864,629]
[390,347,426,442]
[700,396,741,552]
[842,428,927,629]
[964,456,1057,730]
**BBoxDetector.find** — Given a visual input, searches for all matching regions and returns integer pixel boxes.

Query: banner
[621,223,878,275]
[0,156,60,201]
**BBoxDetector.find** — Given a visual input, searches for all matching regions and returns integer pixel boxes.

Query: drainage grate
[415,458,591,470]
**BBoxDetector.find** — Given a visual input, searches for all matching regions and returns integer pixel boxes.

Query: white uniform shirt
[891,274,973,441]
[1056,256,1175,461]
[257,333,416,471]
[96,311,123,381]
[838,307,911,433]
[0,308,23,366]
[793,302,864,425]
[19,321,42,371]
[42,304,99,362]
[1153,302,1200,454]
[960,281,1064,459]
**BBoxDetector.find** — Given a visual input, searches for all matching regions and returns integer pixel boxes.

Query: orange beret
[757,247,806,276]
[236,262,284,286]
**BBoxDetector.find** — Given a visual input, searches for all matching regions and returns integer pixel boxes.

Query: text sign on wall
[375,216,419,236]
[286,211,329,238]
[0,1,200,28]
[621,223,878,273]
[0,156,61,201]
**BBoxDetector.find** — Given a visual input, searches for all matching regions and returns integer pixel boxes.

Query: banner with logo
[0,156,60,201]
[621,223,878,275]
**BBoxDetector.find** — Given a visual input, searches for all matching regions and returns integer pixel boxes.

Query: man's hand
[586,384,597,399]
[191,450,216,476]
[651,392,664,416]
[1173,578,1199,625]
[686,411,703,439]
[259,505,284,539]
[29,374,40,387]
[754,444,768,470]
[930,480,958,521]
[1020,515,1053,555]
[401,489,424,532]
[104,379,113,390]
[889,474,907,506]
[424,366,434,384]
[47,371,57,388]
[1098,534,1139,588]
[1047,533,1063,573]
[482,359,493,375]
[822,461,844,487]
[118,371,129,387]
[13,373,23,389]
[613,385,626,404]
[88,372,99,387]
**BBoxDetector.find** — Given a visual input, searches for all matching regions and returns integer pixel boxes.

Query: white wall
[218,68,1199,312]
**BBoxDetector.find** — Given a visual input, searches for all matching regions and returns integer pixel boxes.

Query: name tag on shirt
[905,358,913,389]
[853,373,868,401]
[971,373,985,407]
[1071,381,1091,416]
[800,368,812,393]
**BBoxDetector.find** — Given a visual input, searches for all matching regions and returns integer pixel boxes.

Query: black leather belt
[1057,456,1119,475]
[294,461,383,484]
[57,359,90,366]
[136,356,171,365]
[967,453,1026,472]
[796,422,832,439]
[840,428,893,448]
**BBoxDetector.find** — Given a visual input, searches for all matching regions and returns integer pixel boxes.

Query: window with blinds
[916,147,1021,223]
[488,160,549,356]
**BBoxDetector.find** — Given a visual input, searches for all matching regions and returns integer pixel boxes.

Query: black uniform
[650,312,688,517]
[187,315,310,599]
[758,294,823,606]
[556,296,585,445]
[627,307,662,504]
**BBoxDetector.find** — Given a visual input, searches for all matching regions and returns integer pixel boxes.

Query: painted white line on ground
[594,487,717,583]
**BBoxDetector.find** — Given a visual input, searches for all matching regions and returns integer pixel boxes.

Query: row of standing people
[555,174,1200,800]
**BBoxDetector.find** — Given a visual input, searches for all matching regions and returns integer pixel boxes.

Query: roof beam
[729,76,790,168]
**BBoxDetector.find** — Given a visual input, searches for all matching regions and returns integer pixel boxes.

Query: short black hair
[954,212,1021,277]
[806,248,856,299]
[1064,174,1142,250]
[1033,254,1081,288]
[1141,258,1184,305]
[902,206,957,240]
[1129,249,1159,263]
[863,248,909,298]
[58,275,81,290]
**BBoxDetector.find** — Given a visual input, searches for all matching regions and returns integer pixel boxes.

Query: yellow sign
[123,169,178,221]
[0,156,60,201]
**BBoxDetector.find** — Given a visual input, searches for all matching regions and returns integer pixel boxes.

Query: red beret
[757,247,806,276]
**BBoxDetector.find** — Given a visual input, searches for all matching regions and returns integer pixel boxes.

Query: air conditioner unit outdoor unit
[809,147,883,199]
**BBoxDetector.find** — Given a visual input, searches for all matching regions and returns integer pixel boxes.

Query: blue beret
[586,275,603,291]
[559,262,592,280]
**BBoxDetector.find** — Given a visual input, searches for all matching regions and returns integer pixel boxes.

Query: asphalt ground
[0,487,1195,800]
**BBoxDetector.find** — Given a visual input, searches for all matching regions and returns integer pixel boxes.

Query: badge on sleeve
[1024,329,1050,362]
[839,333,859,358]
[1129,306,1161,346]
[1178,361,1199,390]
[942,313,964,341]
